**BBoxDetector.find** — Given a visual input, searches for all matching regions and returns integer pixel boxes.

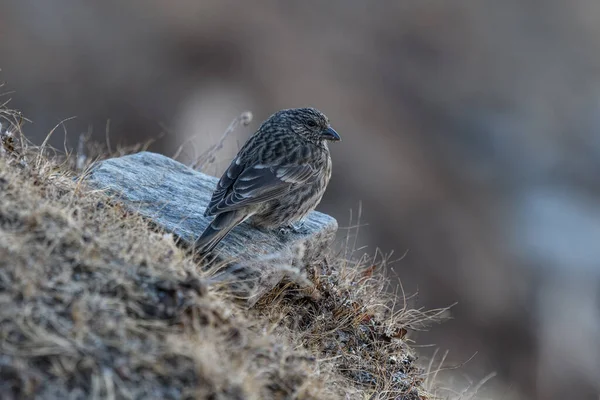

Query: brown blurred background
[3,1,600,398]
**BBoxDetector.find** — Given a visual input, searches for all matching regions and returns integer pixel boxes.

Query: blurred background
[2,1,600,398]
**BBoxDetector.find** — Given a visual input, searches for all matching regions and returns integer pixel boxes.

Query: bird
[196,107,340,254]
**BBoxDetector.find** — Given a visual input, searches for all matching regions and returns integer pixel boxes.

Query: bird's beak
[321,126,341,141]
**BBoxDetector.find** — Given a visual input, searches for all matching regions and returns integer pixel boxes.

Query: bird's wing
[204,156,244,216]
[206,162,316,215]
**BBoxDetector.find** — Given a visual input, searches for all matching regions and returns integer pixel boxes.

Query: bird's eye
[307,120,317,128]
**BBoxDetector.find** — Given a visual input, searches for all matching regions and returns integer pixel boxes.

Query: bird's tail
[195,211,245,254]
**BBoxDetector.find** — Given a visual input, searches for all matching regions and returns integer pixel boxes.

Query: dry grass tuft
[253,249,450,400]
[0,104,463,399]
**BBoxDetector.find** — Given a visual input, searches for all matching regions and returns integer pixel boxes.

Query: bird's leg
[290,221,306,233]
[278,221,306,235]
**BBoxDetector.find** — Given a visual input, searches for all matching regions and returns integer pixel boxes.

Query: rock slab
[85,152,338,298]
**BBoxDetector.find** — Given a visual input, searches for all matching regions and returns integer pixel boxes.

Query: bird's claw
[278,222,306,235]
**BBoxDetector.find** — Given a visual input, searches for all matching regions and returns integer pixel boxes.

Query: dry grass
[0,104,469,399]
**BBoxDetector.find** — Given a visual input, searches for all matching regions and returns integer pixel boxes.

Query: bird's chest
[283,152,330,206]
[253,150,331,227]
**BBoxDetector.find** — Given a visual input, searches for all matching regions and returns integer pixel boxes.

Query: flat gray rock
[85,152,338,303]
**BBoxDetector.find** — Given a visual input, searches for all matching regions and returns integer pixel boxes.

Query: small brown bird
[196,107,340,253]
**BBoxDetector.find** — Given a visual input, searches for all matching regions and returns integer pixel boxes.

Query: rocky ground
[0,107,472,399]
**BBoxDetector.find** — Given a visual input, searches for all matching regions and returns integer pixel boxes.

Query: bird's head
[267,107,341,144]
